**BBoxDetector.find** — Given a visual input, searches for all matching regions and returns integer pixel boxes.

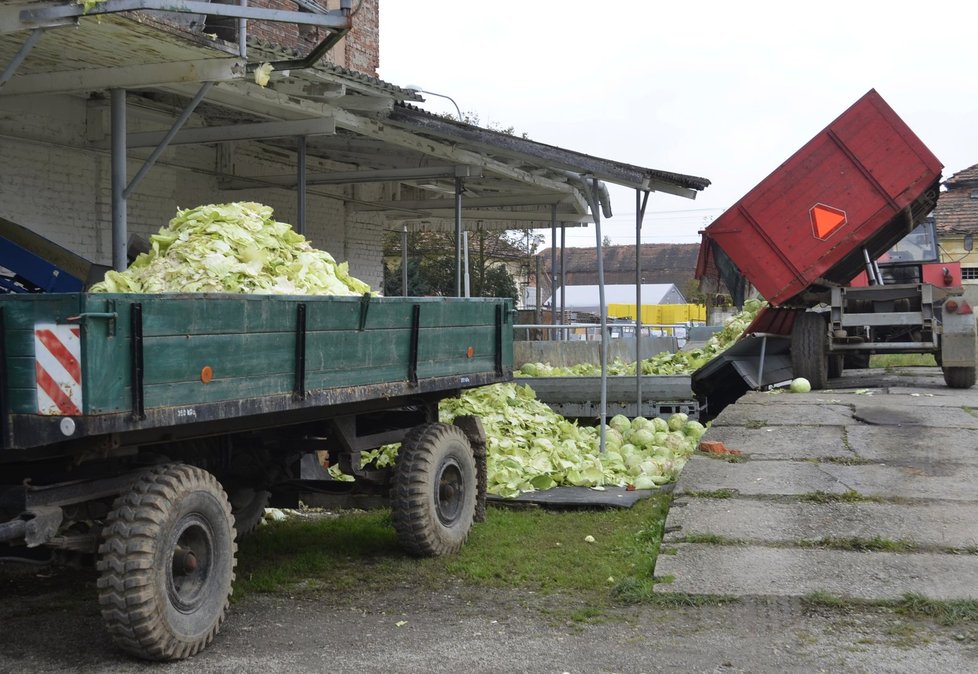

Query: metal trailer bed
[0,290,513,660]
[520,375,701,421]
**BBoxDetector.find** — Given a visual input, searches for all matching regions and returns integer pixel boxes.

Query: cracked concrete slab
[674,459,848,497]
[710,402,854,426]
[701,425,848,460]
[664,497,978,549]
[654,543,978,600]
[846,425,978,465]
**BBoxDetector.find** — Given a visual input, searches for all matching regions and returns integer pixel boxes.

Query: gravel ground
[2,565,977,673]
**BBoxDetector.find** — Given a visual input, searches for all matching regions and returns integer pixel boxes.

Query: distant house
[936,164,978,289]
[533,243,699,299]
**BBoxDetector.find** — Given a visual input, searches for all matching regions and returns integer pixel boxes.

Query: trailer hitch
[0,506,62,547]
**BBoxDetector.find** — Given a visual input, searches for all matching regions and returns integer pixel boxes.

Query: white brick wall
[0,94,385,290]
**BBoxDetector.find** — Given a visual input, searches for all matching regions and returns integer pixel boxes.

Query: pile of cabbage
[517,298,766,378]
[334,383,706,498]
[90,202,371,296]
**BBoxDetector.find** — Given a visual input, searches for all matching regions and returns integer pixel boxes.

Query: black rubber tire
[828,354,844,379]
[943,366,976,389]
[392,423,476,557]
[229,488,271,539]
[791,312,828,390]
[97,464,237,661]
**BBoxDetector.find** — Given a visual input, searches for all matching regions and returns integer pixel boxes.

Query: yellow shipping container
[608,303,705,324]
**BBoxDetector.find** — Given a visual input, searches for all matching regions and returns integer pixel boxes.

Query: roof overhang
[0,3,710,233]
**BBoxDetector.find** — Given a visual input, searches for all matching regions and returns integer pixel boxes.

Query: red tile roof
[935,163,978,235]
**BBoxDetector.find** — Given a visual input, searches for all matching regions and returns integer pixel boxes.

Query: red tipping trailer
[696,89,942,307]
[695,89,976,396]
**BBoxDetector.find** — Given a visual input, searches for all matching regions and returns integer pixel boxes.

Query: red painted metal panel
[698,89,943,306]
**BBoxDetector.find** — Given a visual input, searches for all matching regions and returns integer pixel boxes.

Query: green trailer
[0,291,513,660]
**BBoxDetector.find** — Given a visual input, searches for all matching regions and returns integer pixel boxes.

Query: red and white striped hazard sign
[34,323,83,416]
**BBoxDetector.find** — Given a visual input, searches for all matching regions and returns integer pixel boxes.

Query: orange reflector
[810,203,848,240]
[466,346,475,358]
[946,300,959,313]
[200,366,213,384]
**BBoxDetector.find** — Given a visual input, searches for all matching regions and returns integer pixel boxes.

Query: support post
[635,189,650,412]
[401,224,409,297]
[593,178,608,452]
[297,135,307,234]
[454,176,463,297]
[550,204,557,340]
[0,29,43,88]
[238,0,248,59]
[111,88,128,272]
[560,224,566,341]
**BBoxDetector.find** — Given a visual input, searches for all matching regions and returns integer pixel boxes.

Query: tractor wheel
[791,312,829,390]
[392,423,476,557]
[97,464,236,661]
[943,366,976,389]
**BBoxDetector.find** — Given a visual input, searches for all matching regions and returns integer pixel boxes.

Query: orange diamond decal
[810,203,847,240]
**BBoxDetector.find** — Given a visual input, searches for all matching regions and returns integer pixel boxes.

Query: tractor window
[878,222,939,266]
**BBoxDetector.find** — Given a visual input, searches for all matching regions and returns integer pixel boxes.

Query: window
[970,189,978,200]
[962,267,978,280]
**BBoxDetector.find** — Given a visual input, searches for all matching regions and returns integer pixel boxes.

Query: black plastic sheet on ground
[487,483,673,509]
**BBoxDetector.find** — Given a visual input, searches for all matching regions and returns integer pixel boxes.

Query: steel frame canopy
[0,0,708,235]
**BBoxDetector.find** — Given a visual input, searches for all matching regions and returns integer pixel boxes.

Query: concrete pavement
[655,366,978,601]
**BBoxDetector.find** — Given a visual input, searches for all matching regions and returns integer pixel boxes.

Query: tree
[383,228,533,302]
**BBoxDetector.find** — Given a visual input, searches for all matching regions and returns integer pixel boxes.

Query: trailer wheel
[943,366,976,389]
[229,487,270,539]
[392,423,476,557]
[97,464,236,661]
[791,312,828,390]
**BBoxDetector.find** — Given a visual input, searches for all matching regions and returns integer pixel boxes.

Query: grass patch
[804,591,978,627]
[797,536,917,553]
[639,591,740,608]
[745,420,767,429]
[798,490,882,504]
[236,493,672,607]
[683,488,737,499]
[870,353,938,369]
[897,593,978,625]
[818,456,873,466]
[696,451,748,463]
[676,533,743,545]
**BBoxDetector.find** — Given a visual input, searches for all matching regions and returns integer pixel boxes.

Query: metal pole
[463,230,470,297]
[550,205,557,340]
[123,81,213,199]
[560,224,566,341]
[401,224,409,297]
[635,189,650,412]
[454,176,463,297]
[593,178,608,452]
[238,0,248,59]
[297,135,307,234]
[111,89,128,272]
[0,29,44,88]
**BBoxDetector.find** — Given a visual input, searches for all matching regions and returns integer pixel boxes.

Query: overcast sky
[377,1,977,248]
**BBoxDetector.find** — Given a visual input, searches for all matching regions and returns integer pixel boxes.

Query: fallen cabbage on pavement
[331,382,705,498]
[90,202,371,296]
